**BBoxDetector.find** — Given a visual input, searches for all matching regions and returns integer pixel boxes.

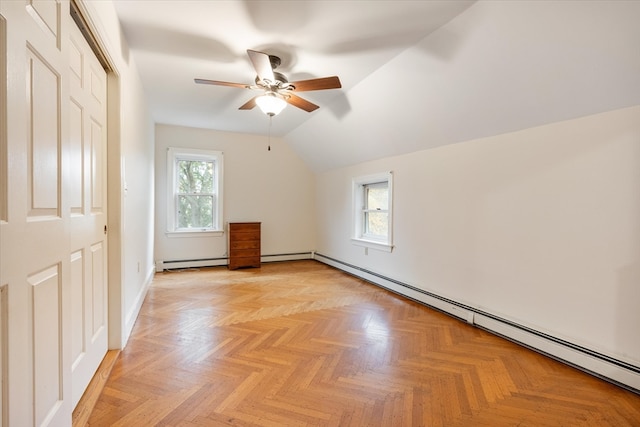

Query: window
[352,172,393,252]
[167,147,223,234]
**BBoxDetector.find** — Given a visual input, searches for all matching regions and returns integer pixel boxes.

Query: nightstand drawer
[229,248,260,258]
[230,222,260,232]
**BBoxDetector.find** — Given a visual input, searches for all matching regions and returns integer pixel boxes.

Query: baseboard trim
[156,252,314,272]
[156,257,228,271]
[122,266,155,347]
[261,252,314,262]
[314,252,640,395]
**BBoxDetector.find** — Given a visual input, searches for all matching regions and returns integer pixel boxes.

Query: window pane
[366,182,388,210]
[177,160,214,194]
[177,195,214,228]
[365,211,388,237]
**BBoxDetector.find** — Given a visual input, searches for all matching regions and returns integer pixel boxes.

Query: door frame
[0,12,7,425]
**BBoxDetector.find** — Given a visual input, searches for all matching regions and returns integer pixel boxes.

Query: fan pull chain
[268,114,272,151]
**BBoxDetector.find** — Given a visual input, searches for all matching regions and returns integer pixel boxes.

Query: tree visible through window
[363,181,388,238]
[177,159,215,229]
[167,148,223,233]
[352,172,393,252]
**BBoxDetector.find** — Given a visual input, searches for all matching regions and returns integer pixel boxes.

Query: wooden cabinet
[228,222,261,270]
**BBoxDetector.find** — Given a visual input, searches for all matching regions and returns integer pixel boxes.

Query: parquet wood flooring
[83,260,640,426]
[73,350,120,426]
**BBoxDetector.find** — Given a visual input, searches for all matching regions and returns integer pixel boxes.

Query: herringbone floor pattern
[84,261,640,426]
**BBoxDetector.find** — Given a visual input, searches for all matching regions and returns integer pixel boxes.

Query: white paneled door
[68,15,108,410]
[0,1,108,425]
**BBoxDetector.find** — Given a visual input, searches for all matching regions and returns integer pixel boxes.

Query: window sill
[351,238,394,253]
[166,230,224,238]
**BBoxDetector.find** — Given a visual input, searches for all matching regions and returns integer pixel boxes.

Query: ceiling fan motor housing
[255,71,288,87]
[195,49,341,113]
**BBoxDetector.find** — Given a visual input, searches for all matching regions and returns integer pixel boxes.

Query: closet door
[68,15,108,409]
[0,0,108,424]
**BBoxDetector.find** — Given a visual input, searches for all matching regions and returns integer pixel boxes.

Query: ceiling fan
[195,49,342,116]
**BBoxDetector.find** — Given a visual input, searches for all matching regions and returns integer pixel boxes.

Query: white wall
[287,0,640,173]
[82,0,155,347]
[316,106,640,370]
[120,67,155,341]
[155,124,316,265]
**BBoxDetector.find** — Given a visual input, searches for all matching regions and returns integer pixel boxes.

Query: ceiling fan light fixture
[256,93,287,116]
[195,49,340,114]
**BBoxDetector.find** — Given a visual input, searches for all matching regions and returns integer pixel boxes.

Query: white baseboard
[314,253,640,394]
[155,252,314,272]
[122,266,155,347]
[261,252,314,263]
[474,315,640,391]
[155,258,227,272]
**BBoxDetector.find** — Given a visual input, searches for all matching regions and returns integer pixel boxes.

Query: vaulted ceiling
[114,1,640,172]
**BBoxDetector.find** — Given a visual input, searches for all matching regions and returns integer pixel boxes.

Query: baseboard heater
[313,252,640,395]
[156,252,314,272]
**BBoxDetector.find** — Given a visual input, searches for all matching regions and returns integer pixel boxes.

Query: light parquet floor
[84,260,640,426]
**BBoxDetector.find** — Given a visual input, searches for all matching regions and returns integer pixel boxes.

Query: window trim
[166,147,224,236]
[351,171,394,252]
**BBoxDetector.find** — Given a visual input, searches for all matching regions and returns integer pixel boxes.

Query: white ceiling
[113,0,475,136]
[114,1,640,172]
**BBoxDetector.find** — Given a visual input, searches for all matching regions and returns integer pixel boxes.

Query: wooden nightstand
[227,222,261,270]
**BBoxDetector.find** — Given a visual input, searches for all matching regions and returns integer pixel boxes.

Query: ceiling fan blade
[288,76,342,92]
[194,78,249,89]
[239,97,257,110]
[286,93,319,112]
[247,49,275,84]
